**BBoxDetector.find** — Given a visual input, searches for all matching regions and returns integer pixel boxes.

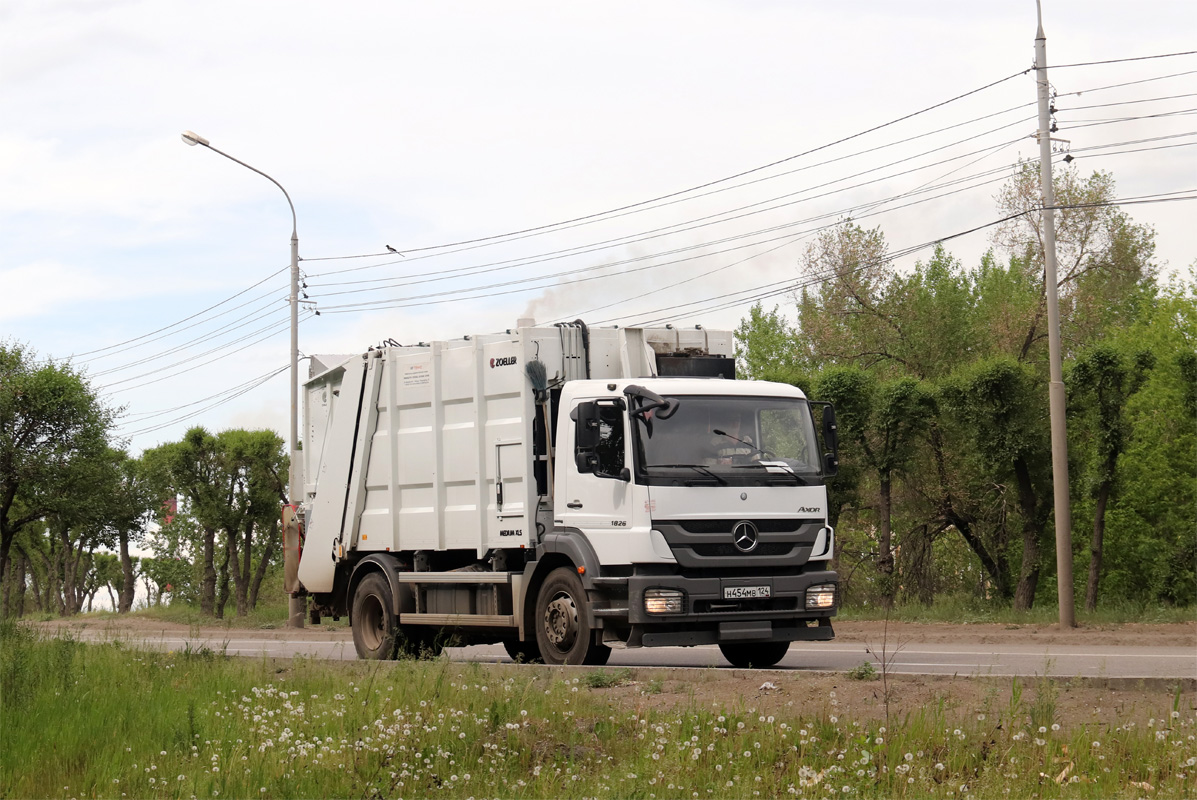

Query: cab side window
[592,403,625,476]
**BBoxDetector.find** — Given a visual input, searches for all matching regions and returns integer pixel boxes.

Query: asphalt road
[68,629,1196,680]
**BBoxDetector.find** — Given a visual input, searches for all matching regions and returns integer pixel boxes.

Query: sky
[3,0,1194,459]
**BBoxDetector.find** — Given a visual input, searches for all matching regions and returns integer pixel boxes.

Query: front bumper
[596,569,837,647]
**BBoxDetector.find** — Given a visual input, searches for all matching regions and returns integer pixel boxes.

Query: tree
[795,222,898,372]
[734,304,804,383]
[0,342,115,613]
[990,164,1156,362]
[941,359,1052,611]
[1067,345,1154,611]
[144,427,287,617]
[816,368,933,603]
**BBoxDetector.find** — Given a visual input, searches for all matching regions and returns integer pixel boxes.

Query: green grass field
[3,621,1195,799]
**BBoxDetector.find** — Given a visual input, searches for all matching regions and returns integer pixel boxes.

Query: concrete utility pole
[181,131,306,629]
[1033,3,1076,629]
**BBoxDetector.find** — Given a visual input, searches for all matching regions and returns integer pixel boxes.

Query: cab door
[556,399,634,552]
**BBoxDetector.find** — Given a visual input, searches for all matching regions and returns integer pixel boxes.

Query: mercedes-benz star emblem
[732,521,759,553]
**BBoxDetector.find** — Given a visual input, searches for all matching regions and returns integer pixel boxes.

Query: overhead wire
[118,366,290,438]
[97,310,300,389]
[117,364,290,423]
[595,191,1197,328]
[70,266,289,360]
[301,68,1031,267]
[89,300,289,378]
[308,119,1036,295]
[101,312,314,394]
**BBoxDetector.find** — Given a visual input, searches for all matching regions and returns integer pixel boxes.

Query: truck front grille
[690,542,791,557]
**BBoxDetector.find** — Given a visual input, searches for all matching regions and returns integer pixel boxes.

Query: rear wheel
[718,640,790,669]
[351,573,398,660]
[534,567,611,666]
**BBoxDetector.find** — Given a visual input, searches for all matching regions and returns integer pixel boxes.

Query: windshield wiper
[648,464,728,485]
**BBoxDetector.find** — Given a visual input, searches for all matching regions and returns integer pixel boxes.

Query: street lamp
[182,130,305,628]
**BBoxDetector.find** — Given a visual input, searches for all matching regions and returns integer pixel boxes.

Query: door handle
[567,501,583,509]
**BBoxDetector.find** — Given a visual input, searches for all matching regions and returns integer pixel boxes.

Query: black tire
[534,567,611,666]
[351,573,398,660]
[718,640,790,669]
[503,638,544,664]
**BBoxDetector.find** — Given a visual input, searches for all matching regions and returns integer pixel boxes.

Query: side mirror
[810,401,839,478]
[572,402,600,473]
[821,404,838,453]
[623,384,680,419]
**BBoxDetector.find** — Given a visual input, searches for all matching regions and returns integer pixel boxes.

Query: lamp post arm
[200,142,298,239]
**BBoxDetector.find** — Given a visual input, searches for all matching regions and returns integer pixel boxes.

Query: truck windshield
[633,395,821,483]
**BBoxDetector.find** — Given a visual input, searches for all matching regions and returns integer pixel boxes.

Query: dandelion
[935,763,945,771]
[904,752,913,762]
[1038,726,1046,734]
[1051,723,1060,731]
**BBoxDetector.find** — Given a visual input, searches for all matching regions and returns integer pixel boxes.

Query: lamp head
[181,130,209,147]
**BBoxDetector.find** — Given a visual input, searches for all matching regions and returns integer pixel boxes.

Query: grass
[3,621,1196,799]
[836,595,1197,625]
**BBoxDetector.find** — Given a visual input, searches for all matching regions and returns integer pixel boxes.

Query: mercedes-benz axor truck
[285,321,840,668]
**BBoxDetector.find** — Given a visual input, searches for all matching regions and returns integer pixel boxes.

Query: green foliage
[0,342,120,616]
[734,167,1191,614]
[734,303,806,384]
[846,660,878,681]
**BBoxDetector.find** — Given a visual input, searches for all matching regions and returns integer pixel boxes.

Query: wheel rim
[360,594,385,651]
[543,590,579,652]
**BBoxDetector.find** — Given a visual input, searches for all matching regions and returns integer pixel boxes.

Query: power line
[119,366,290,438]
[301,68,1029,265]
[118,364,289,423]
[1048,50,1197,70]
[310,129,1031,299]
[100,312,313,394]
[317,165,1024,315]
[577,191,1197,328]
[89,301,288,378]
[70,266,289,360]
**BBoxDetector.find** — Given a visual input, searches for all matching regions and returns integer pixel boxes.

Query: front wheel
[503,638,544,664]
[534,567,611,666]
[718,640,790,669]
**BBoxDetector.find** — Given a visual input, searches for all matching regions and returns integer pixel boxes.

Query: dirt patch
[559,667,1194,733]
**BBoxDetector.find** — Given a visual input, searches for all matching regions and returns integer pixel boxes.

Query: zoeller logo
[490,356,518,368]
[797,506,821,513]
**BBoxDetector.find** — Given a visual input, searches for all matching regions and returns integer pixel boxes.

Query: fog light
[805,583,836,609]
[644,588,685,614]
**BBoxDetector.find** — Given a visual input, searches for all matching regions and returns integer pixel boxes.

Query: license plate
[724,585,771,600]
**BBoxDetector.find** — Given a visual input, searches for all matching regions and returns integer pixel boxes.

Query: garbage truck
[285,320,840,668]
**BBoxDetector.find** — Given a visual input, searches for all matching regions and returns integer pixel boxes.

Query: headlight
[805,583,836,610]
[644,588,685,614]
